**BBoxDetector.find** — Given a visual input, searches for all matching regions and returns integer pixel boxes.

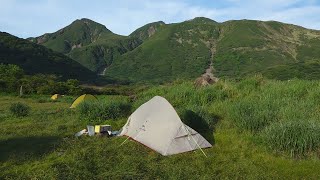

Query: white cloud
[259,6,320,29]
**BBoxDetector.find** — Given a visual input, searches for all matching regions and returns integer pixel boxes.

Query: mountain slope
[68,33,141,72]
[130,21,166,41]
[106,18,320,82]
[29,19,142,72]
[28,18,111,54]
[106,18,219,83]
[0,32,95,81]
[28,17,320,83]
[214,20,320,78]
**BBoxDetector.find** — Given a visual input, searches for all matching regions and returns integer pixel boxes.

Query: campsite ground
[1,77,320,179]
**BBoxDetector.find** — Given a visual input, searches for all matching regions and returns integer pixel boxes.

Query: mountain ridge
[27,17,320,83]
[28,18,142,72]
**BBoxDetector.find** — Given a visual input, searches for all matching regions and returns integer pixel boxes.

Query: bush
[261,121,320,156]
[78,101,131,124]
[9,102,31,117]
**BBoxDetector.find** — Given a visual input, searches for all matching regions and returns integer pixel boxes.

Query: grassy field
[1,77,320,179]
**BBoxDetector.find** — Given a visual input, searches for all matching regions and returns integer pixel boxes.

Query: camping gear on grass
[51,94,61,100]
[75,125,113,137]
[70,94,97,108]
[119,96,212,156]
[75,129,87,137]
[95,125,112,135]
[87,125,95,136]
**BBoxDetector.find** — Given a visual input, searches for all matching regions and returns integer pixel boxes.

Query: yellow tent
[70,94,97,108]
[51,94,61,100]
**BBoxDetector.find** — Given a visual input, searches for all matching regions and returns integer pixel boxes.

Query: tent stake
[119,129,143,147]
[184,125,208,158]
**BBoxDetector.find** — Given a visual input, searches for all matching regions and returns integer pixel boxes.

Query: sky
[1,0,320,38]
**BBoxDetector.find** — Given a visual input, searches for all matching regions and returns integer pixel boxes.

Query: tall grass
[262,120,320,156]
[228,96,278,132]
[135,81,236,109]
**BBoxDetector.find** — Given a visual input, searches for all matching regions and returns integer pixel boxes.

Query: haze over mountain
[26,17,320,83]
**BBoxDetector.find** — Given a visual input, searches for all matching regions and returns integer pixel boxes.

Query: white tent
[119,96,212,156]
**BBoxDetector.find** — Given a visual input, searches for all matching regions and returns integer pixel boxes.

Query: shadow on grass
[180,110,220,145]
[0,136,60,162]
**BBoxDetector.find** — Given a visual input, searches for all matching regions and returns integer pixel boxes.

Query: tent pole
[184,125,208,158]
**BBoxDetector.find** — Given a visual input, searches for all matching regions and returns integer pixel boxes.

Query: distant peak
[69,18,110,32]
[80,18,92,21]
[72,18,102,25]
[142,21,166,26]
[78,18,98,23]
[189,17,218,23]
[156,21,166,25]
[72,18,93,21]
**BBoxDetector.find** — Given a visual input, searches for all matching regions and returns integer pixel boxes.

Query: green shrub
[9,102,31,117]
[261,121,320,156]
[78,101,131,124]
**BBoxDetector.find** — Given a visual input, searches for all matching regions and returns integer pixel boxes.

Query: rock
[148,26,156,37]
[194,60,219,87]
[71,43,82,50]
[194,74,219,87]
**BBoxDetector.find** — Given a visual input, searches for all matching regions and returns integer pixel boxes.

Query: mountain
[29,18,141,73]
[106,17,219,83]
[106,18,320,82]
[28,18,110,54]
[214,20,320,79]
[130,21,166,41]
[0,32,95,81]
[28,17,320,83]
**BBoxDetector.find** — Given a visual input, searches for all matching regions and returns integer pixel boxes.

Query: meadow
[1,76,320,179]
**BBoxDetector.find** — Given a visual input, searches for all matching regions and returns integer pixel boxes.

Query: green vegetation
[0,32,95,81]
[0,64,83,95]
[0,63,24,92]
[1,77,320,179]
[130,21,166,41]
[29,18,142,73]
[9,102,31,117]
[68,33,141,72]
[134,76,320,157]
[28,18,111,53]
[106,18,218,83]
[107,18,320,83]
[262,120,320,156]
[263,61,320,80]
[77,99,132,124]
[2,17,320,178]
[28,18,320,83]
